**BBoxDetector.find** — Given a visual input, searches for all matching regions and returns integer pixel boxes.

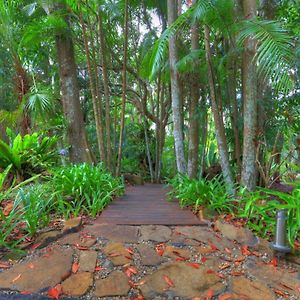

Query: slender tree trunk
[141,97,154,182]
[79,12,106,164]
[241,0,258,191]
[199,93,208,176]
[116,0,129,177]
[155,76,161,182]
[14,57,31,135]
[187,8,200,178]
[204,25,235,195]
[55,32,93,163]
[98,13,112,171]
[227,51,242,175]
[167,0,187,174]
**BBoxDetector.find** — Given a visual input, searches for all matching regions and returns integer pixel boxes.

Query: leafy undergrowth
[168,174,300,250]
[0,163,124,252]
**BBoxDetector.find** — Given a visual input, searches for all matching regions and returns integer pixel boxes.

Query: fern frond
[238,19,295,94]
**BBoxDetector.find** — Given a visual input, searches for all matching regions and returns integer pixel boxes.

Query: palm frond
[21,15,67,48]
[145,0,228,80]
[238,19,295,94]
[176,49,204,73]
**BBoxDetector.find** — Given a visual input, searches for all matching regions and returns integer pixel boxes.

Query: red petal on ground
[207,269,215,274]
[74,244,88,250]
[163,275,175,287]
[126,247,134,255]
[132,296,144,300]
[219,262,231,270]
[270,257,278,267]
[124,266,138,277]
[224,247,232,255]
[0,262,10,269]
[241,245,252,256]
[72,262,79,273]
[155,243,165,256]
[175,257,187,261]
[209,243,219,251]
[201,256,208,263]
[95,266,103,272]
[206,288,214,300]
[230,271,244,276]
[11,274,21,283]
[48,287,61,299]
[218,293,233,300]
[108,252,121,257]
[188,263,200,269]
[30,243,41,251]
[216,272,226,279]
[274,289,288,298]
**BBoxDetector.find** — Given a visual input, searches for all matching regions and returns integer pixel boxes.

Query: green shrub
[0,131,59,183]
[0,202,26,251]
[168,174,234,214]
[14,184,52,236]
[51,163,124,217]
[168,175,299,248]
[237,184,300,247]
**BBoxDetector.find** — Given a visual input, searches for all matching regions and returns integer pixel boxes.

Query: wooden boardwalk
[96,184,204,225]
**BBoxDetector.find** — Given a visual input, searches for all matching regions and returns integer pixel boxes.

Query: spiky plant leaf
[238,19,295,94]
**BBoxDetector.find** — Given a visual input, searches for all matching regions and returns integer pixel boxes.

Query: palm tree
[167,0,187,174]
[21,1,94,163]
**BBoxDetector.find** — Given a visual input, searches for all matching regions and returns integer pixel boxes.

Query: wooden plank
[95,184,205,225]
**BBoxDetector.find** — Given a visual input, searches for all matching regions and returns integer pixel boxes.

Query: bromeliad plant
[0,130,59,184]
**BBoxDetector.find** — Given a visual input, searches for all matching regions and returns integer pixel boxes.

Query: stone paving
[0,220,299,300]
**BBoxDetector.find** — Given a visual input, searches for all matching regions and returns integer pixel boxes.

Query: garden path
[0,185,299,299]
[95,184,204,225]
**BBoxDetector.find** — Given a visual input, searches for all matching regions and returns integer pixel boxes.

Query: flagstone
[85,224,139,243]
[79,251,97,272]
[230,276,276,300]
[136,244,164,266]
[58,232,96,248]
[103,242,132,266]
[61,272,93,296]
[140,225,172,242]
[0,247,73,293]
[140,262,225,299]
[94,271,130,297]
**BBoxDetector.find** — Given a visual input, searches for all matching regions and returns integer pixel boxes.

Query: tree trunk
[55,32,93,163]
[155,76,161,182]
[14,57,31,135]
[79,12,106,164]
[187,8,200,178]
[98,13,112,171]
[116,0,129,177]
[204,25,235,195]
[167,0,187,174]
[241,0,258,191]
[226,46,242,175]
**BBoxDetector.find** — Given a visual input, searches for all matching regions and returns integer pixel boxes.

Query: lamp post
[271,209,291,253]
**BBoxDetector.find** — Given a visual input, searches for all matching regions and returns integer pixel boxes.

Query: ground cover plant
[169,174,300,249]
[0,148,124,250]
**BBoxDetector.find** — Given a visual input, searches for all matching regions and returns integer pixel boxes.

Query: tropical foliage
[0,0,299,251]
